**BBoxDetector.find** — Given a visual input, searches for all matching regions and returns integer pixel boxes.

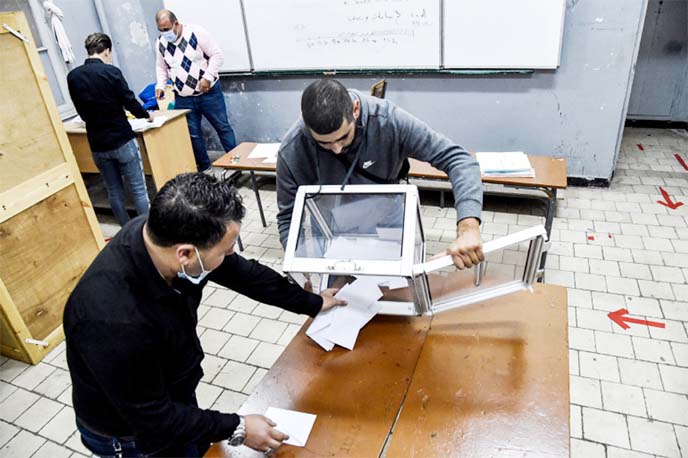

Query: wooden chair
[370,79,387,99]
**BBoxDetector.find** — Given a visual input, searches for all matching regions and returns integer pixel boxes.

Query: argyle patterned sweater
[155,24,223,97]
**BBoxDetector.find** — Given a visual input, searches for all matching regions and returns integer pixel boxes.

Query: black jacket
[63,216,322,454]
[67,58,149,152]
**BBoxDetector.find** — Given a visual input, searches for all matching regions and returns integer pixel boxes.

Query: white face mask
[177,246,211,285]
[162,28,177,42]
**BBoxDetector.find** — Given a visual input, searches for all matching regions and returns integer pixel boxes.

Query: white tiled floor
[1,127,688,457]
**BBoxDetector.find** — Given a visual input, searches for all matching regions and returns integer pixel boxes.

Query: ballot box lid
[282,184,425,277]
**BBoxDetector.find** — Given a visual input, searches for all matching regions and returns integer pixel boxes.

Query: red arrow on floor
[657,187,684,210]
[675,153,688,171]
[608,309,665,330]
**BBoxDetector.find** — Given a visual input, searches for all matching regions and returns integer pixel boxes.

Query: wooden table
[64,109,196,190]
[205,282,569,458]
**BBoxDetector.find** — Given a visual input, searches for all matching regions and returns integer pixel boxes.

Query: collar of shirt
[123,216,198,301]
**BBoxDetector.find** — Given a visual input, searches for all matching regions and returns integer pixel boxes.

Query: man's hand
[244,414,288,453]
[319,288,347,311]
[447,217,484,269]
[155,88,165,100]
[199,78,211,94]
[147,114,154,122]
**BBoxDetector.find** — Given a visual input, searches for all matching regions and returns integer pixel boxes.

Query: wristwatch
[228,415,246,446]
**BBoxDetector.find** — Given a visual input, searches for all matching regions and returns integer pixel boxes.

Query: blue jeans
[174,82,237,171]
[92,139,149,226]
[77,420,208,457]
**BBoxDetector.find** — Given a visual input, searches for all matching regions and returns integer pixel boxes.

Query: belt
[76,417,137,442]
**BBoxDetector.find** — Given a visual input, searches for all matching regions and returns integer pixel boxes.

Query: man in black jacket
[64,173,345,457]
[67,32,152,227]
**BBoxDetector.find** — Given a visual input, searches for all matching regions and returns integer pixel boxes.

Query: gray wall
[627,0,688,121]
[216,0,648,180]
[101,0,157,95]
[5,0,651,180]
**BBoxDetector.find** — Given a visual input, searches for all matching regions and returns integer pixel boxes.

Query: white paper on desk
[248,143,280,159]
[306,308,335,351]
[326,300,382,350]
[323,277,383,350]
[262,156,277,164]
[264,407,317,447]
[476,152,535,177]
[129,116,167,132]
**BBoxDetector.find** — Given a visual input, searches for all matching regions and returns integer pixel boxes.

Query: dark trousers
[77,419,210,457]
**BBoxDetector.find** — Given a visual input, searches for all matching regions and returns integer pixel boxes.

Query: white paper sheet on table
[475,151,535,177]
[262,156,278,164]
[248,143,280,159]
[264,407,317,447]
[129,116,167,132]
[306,276,382,351]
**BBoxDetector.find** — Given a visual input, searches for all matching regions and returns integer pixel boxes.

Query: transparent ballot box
[282,185,549,316]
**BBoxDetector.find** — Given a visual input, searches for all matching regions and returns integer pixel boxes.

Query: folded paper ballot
[476,151,535,177]
[264,407,317,447]
[306,276,383,351]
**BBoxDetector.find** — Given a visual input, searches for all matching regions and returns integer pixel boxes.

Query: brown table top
[408,156,567,189]
[212,143,567,189]
[63,109,190,135]
[205,283,568,458]
[212,142,280,172]
[206,315,432,458]
[385,282,569,458]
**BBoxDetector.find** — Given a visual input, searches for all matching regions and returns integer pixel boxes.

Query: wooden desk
[64,109,196,190]
[205,283,569,458]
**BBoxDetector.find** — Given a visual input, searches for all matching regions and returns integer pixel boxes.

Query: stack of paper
[248,143,280,164]
[306,276,383,351]
[129,116,167,132]
[476,152,535,177]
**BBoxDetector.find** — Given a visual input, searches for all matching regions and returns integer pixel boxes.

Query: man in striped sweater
[155,9,237,171]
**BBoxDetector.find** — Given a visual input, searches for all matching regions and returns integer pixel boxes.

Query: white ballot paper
[264,407,317,447]
[306,276,382,351]
[248,143,280,159]
[129,116,167,131]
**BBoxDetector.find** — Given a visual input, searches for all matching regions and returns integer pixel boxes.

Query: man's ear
[175,244,195,265]
[353,100,361,121]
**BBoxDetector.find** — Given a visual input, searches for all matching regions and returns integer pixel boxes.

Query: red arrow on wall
[657,187,684,210]
[608,309,665,330]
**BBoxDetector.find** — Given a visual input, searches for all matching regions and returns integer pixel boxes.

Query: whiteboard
[443,0,566,69]
[163,0,251,72]
[243,0,440,71]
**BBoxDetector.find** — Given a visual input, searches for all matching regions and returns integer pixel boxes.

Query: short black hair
[146,173,246,249]
[84,33,111,56]
[301,79,354,135]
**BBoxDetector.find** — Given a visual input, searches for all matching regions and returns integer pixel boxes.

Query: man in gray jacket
[276,79,483,269]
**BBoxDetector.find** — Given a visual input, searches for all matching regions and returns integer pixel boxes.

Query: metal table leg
[538,187,557,282]
[250,171,267,228]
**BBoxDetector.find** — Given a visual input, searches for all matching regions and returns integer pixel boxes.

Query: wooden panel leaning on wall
[0,11,104,364]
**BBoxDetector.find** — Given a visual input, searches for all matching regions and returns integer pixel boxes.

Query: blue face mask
[161,28,177,43]
[177,246,211,285]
